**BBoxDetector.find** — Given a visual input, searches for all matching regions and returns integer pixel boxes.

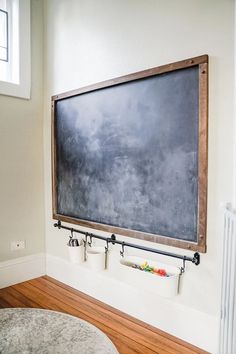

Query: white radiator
[219,205,236,354]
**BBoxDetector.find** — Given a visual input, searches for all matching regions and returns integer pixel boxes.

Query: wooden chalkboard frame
[51,55,208,253]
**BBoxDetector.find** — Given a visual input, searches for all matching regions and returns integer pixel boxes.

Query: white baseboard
[46,254,217,353]
[0,253,46,289]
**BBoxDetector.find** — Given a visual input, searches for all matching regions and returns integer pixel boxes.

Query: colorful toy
[130,260,169,277]
[141,261,148,269]
[154,268,167,277]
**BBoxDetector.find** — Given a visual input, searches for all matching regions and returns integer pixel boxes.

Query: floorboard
[0,276,208,354]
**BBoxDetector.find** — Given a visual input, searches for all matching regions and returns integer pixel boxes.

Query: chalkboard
[52,55,208,252]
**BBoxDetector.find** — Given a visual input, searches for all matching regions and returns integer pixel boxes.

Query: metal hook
[84,232,89,243]
[105,239,109,252]
[84,232,89,261]
[68,228,74,242]
[180,257,187,274]
[88,234,93,247]
[105,239,109,269]
[120,242,125,257]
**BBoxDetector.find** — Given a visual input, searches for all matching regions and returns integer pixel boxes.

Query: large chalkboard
[52,55,208,252]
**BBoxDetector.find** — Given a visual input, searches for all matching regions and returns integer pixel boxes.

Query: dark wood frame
[51,55,208,253]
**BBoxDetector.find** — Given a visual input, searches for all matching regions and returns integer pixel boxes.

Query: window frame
[0,8,9,62]
[0,0,31,99]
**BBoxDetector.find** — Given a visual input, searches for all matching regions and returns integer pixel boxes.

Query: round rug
[0,308,119,354]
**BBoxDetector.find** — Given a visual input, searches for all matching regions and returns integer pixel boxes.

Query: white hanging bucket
[86,246,106,271]
[120,256,180,298]
[67,244,84,264]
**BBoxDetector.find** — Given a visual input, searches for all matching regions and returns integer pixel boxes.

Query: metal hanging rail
[54,220,200,272]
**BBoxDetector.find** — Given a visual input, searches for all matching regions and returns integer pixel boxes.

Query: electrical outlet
[11,240,25,251]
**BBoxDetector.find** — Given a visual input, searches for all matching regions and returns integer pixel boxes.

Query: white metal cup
[86,246,106,271]
[68,244,84,264]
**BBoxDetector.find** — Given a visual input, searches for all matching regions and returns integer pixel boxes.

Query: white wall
[43,1,235,352]
[0,0,45,261]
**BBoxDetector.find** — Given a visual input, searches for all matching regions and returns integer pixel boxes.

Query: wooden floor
[0,276,208,354]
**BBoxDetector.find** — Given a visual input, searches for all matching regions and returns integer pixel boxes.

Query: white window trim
[0,0,31,99]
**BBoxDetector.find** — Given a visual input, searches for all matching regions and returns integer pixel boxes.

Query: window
[0,8,8,62]
[0,0,30,99]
